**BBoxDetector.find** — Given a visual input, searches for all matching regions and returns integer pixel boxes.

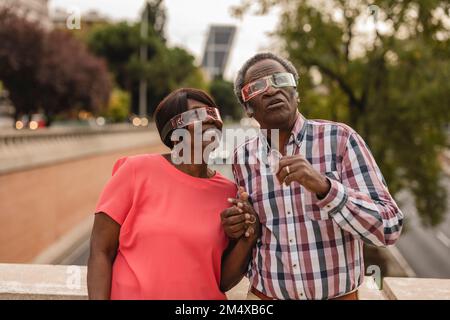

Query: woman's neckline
[156,154,218,181]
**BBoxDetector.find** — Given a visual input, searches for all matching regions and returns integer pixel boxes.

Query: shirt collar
[257,112,308,150]
[288,112,308,147]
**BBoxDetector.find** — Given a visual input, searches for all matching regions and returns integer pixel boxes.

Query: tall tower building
[201,25,236,80]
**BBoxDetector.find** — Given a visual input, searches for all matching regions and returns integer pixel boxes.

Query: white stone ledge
[0,263,87,300]
[383,277,450,300]
[0,125,161,175]
[0,263,409,300]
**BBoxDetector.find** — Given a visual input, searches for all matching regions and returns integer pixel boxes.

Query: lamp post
[139,1,149,117]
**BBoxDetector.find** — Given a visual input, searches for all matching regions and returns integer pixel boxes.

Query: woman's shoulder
[112,154,161,173]
[119,153,161,163]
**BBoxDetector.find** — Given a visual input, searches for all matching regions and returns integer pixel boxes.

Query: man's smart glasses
[241,72,297,102]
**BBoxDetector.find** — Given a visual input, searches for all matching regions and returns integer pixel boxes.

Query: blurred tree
[0,8,112,125]
[140,46,208,114]
[107,88,131,122]
[209,78,243,121]
[0,8,45,121]
[86,9,206,117]
[232,0,450,226]
[39,30,111,124]
[86,22,142,92]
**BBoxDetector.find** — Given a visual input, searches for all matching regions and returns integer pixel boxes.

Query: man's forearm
[316,177,403,246]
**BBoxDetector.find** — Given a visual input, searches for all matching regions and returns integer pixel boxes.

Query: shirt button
[326,205,331,208]
[287,211,291,215]
[299,293,304,297]
[293,264,297,268]
[289,239,294,243]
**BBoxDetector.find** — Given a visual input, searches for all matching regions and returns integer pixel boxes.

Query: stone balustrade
[0,263,449,300]
[0,124,160,174]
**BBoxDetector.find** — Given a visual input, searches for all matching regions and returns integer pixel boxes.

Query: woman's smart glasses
[161,106,223,141]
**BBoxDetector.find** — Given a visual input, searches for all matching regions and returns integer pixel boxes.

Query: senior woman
[87,88,259,300]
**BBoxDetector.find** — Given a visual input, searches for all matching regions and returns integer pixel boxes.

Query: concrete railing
[0,263,449,300]
[0,124,161,175]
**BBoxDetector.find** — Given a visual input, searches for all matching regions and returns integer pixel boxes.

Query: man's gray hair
[233,52,299,106]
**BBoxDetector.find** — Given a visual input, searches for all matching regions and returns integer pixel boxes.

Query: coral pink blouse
[94,154,237,299]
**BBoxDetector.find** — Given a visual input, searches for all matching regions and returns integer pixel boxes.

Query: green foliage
[107,88,131,122]
[183,68,209,92]
[85,3,206,117]
[86,22,142,90]
[233,0,450,226]
[209,78,243,121]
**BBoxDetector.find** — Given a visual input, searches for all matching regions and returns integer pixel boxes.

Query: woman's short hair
[154,88,218,148]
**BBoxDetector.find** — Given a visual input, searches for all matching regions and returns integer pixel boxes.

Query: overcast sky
[50,0,281,80]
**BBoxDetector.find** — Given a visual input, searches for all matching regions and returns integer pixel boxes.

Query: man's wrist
[316,176,331,199]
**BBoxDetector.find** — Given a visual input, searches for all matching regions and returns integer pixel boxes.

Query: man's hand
[220,187,260,240]
[276,155,331,198]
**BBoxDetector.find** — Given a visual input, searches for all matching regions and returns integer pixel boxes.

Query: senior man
[221,52,404,300]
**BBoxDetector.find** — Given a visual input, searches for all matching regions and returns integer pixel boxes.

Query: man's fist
[276,154,331,198]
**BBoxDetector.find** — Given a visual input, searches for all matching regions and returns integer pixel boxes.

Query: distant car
[15,114,47,130]
[30,114,46,129]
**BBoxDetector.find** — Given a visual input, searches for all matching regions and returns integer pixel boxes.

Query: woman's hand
[221,187,260,242]
[220,188,260,292]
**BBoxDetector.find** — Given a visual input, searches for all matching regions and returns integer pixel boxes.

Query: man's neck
[266,113,299,154]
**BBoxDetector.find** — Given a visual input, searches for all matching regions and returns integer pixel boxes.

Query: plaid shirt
[232,113,403,300]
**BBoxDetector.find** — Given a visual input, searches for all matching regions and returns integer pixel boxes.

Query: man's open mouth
[266,98,285,110]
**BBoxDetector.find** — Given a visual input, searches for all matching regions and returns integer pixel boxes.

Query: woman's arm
[87,213,120,300]
[220,188,260,292]
[220,232,258,292]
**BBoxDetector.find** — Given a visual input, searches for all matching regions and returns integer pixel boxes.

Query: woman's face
[184,99,223,156]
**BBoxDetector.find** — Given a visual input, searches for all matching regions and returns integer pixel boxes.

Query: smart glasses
[161,106,223,142]
[241,72,297,102]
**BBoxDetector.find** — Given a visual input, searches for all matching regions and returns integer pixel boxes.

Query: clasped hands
[221,186,260,241]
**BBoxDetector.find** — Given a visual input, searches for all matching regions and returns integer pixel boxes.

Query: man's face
[243,59,298,130]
